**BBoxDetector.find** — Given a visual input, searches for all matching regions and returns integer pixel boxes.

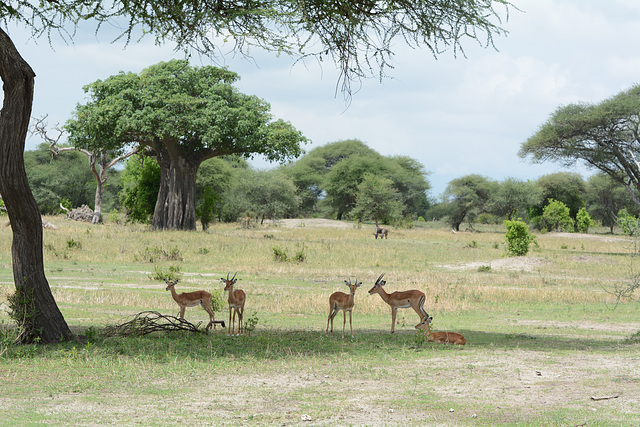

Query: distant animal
[373,226,388,239]
[164,279,216,331]
[415,320,466,345]
[368,273,430,333]
[221,272,246,336]
[326,278,362,338]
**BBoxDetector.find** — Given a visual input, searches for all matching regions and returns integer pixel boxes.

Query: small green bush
[541,199,574,232]
[504,219,536,256]
[617,209,640,236]
[576,208,593,233]
[149,265,182,282]
[272,246,288,262]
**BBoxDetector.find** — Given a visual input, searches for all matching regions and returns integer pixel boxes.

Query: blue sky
[8,0,640,197]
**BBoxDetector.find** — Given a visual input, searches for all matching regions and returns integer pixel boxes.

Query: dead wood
[590,395,619,401]
[101,311,225,337]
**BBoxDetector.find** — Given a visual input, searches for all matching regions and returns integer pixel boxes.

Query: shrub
[272,246,288,262]
[541,199,574,232]
[576,207,593,233]
[149,265,182,282]
[504,219,536,256]
[617,209,640,236]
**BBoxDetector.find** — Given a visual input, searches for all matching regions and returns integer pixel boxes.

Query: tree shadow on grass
[3,324,638,361]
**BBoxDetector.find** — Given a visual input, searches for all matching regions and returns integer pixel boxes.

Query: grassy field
[1,216,639,426]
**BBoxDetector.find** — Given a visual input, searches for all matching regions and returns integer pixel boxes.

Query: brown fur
[428,331,466,345]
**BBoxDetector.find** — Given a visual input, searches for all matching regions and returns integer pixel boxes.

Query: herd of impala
[164,272,465,344]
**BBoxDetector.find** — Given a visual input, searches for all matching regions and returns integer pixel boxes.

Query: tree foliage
[66,59,306,230]
[23,144,96,214]
[351,174,404,225]
[504,219,535,256]
[541,199,574,232]
[520,84,640,207]
[444,174,497,231]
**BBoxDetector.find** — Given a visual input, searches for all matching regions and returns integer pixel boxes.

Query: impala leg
[228,307,233,336]
[179,307,186,320]
[342,310,347,338]
[348,310,353,338]
[239,306,244,335]
[391,307,397,333]
[327,305,338,335]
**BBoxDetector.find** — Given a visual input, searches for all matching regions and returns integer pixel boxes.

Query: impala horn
[375,273,385,284]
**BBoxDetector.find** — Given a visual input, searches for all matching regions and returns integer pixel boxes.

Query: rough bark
[0,28,73,343]
[152,141,200,230]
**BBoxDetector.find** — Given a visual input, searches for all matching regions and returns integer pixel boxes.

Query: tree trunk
[0,29,73,343]
[152,142,200,230]
[92,178,104,225]
[90,152,107,225]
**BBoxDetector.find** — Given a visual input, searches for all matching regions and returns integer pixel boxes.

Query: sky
[7,0,640,198]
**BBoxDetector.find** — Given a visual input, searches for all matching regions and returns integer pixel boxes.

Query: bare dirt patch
[263,218,354,228]
[547,232,628,243]
[439,256,548,272]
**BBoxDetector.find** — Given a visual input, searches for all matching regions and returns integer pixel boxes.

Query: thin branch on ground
[101,311,206,337]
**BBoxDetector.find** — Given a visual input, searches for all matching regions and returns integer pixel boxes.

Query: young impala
[221,273,246,336]
[326,278,361,338]
[164,279,216,331]
[416,319,466,345]
[368,273,431,333]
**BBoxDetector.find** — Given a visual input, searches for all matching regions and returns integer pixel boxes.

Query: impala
[368,273,430,333]
[326,278,362,338]
[416,320,466,345]
[221,272,246,336]
[164,279,216,331]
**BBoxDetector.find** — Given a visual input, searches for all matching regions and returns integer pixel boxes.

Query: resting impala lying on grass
[368,273,431,333]
[415,319,466,345]
[326,278,361,338]
[164,279,216,331]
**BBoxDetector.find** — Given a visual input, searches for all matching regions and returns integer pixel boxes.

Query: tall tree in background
[67,60,305,230]
[520,84,640,206]
[0,0,512,342]
[444,174,497,231]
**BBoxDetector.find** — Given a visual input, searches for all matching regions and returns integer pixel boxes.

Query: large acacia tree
[0,0,512,343]
[66,60,305,230]
[520,84,640,206]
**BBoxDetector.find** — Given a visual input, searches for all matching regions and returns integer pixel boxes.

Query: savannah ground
[0,217,639,426]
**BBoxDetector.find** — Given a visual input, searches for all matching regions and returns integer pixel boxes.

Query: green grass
[0,217,639,425]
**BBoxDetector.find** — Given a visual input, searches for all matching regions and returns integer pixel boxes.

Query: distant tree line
[430,171,639,233]
[23,139,640,233]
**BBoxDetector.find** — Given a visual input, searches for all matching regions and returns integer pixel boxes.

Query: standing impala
[164,279,216,331]
[326,278,362,338]
[221,273,246,336]
[368,273,431,333]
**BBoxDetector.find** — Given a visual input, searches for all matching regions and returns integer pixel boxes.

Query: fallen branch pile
[102,311,206,337]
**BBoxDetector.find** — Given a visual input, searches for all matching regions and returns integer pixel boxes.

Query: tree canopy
[66,59,306,230]
[520,84,640,206]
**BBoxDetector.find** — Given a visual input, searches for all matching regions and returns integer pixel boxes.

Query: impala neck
[169,286,180,302]
[374,286,391,304]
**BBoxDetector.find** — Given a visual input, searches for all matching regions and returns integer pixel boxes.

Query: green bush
[576,207,593,233]
[504,219,536,256]
[617,209,640,236]
[541,199,574,232]
[149,265,182,282]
